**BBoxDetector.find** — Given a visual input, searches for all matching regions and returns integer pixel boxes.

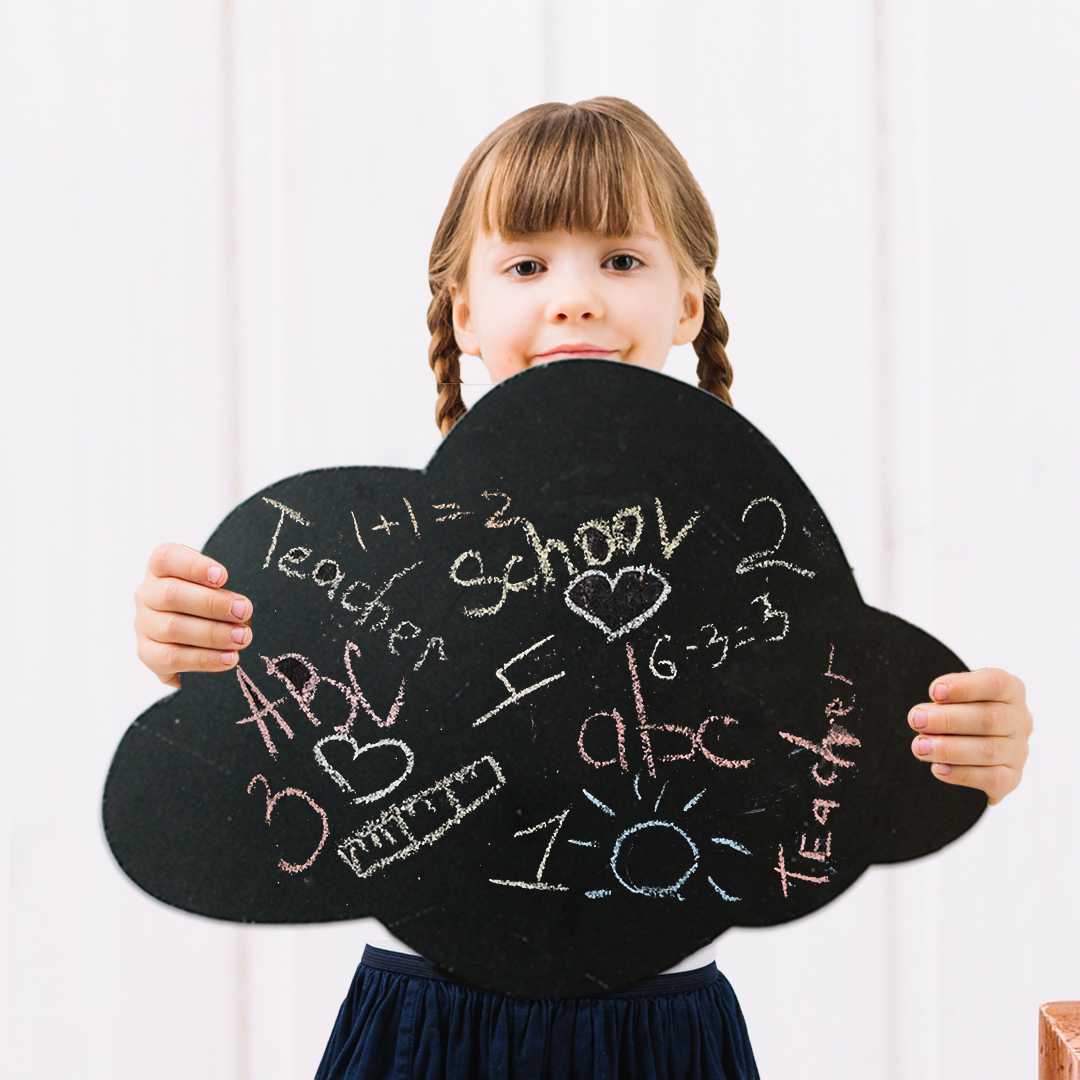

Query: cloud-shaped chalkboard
[104,360,984,998]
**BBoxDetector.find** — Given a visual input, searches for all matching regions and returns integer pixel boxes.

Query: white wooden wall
[2,2,1077,1077]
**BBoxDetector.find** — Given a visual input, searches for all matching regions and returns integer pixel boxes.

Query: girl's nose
[546,277,603,323]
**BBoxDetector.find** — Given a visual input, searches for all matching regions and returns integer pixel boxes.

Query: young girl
[133,98,1032,1079]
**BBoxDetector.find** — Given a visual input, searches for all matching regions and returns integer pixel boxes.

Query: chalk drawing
[778,725,861,787]
[311,559,345,599]
[649,634,677,680]
[823,644,853,684]
[522,520,578,583]
[575,519,618,567]
[712,837,752,855]
[313,733,415,804]
[482,490,522,529]
[708,876,740,901]
[586,890,612,899]
[825,696,855,721]
[583,788,616,817]
[611,821,700,898]
[337,756,505,880]
[450,550,537,618]
[683,789,707,812]
[247,774,328,874]
[341,640,406,730]
[340,561,422,631]
[799,832,831,861]
[812,799,840,825]
[412,636,447,671]
[472,635,566,727]
[235,664,292,758]
[578,709,629,771]
[402,497,420,537]
[654,498,700,559]
[278,546,312,578]
[774,841,830,898]
[387,621,420,656]
[564,565,671,641]
[612,505,644,554]
[628,643,753,776]
[489,809,571,891]
[700,624,730,668]
[735,497,816,578]
[752,593,790,642]
[350,511,367,551]
[432,502,471,522]
[261,498,310,568]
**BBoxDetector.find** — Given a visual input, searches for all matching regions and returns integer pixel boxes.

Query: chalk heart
[312,734,415,806]
[564,565,671,640]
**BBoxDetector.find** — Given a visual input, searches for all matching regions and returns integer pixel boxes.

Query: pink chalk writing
[774,842,830,897]
[823,644,853,684]
[247,774,329,874]
[776,646,858,900]
[799,832,832,861]
[777,724,862,787]
[578,709,629,771]
[626,643,753,777]
[235,664,293,758]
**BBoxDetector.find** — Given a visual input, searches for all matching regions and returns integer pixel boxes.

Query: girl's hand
[134,543,253,688]
[908,668,1032,805]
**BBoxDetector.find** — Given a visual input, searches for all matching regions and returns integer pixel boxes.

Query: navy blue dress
[315,947,759,1080]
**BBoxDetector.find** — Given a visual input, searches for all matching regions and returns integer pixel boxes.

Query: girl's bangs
[477,112,664,239]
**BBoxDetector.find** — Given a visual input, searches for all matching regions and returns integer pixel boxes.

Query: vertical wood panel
[0,3,242,1077]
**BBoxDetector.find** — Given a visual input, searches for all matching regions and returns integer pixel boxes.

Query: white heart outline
[313,733,415,805]
[563,564,671,641]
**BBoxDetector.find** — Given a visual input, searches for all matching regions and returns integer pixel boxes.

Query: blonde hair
[427,97,733,436]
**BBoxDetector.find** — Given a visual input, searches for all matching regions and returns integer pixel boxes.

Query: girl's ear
[673,278,706,347]
[450,284,480,357]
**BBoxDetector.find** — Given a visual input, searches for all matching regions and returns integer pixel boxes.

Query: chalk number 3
[248,774,329,874]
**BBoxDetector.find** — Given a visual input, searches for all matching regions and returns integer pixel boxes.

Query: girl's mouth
[533,345,617,360]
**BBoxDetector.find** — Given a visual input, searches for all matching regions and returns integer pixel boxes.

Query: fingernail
[917,737,933,755]
[911,708,928,729]
[230,598,249,620]
[220,651,238,666]
[207,565,224,584]
[932,682,950,701]
[932,762,952,776]
[230,627,248,645]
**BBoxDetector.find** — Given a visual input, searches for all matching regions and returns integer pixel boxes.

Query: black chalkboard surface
[104,360,985,998]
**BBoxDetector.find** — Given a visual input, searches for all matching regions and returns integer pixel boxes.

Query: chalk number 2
[735,497,815,579]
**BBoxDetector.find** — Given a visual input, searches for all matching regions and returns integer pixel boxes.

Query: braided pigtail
[427,287,466,437]
[693,269,733,405]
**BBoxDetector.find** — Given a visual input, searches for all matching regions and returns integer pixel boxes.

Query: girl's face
[451,219,704,384]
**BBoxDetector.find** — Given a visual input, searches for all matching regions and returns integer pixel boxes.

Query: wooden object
[1041,1002,1080,1079]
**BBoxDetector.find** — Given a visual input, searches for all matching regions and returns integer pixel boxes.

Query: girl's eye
[510,260,543,277]
[606,254,641,272]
